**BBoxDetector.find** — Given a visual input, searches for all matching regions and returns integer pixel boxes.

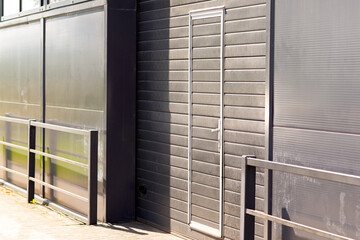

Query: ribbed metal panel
[136,0,267,239]
[274,1,360,239]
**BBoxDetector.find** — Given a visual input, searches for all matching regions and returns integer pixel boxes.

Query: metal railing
[0,116,98,225]
[240,155,360,240]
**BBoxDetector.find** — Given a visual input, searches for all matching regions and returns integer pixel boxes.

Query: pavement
[0,186,183,240]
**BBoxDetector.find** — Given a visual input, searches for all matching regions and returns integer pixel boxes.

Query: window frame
[0,0,92,21]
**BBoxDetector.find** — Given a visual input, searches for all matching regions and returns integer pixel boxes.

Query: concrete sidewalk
[0,186,182,240]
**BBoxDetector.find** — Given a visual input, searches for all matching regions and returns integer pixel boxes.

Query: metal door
[188,7,224,239]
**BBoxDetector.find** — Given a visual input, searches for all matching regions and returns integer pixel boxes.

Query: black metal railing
[0,116,98,225]
[240,155,360,240]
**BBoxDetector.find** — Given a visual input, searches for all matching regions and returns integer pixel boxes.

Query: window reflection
[3,0,20,16]
[22,0,41,12]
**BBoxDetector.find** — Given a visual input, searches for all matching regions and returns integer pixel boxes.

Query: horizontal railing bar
[247,158,360,187]
[31,122,89,136]
[246,209,354,240]
[0,166,28,178]
[30,149,88,168]
[0,140,28,151]
[0,116,29,125]
[28,177,88,202]
[0,179,89,224]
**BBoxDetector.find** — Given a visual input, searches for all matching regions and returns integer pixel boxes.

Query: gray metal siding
[136,0,268,239]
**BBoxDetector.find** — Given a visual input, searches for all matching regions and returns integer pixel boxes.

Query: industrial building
[0,0,359,239]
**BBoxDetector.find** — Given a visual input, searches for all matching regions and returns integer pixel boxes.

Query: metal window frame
[188,6,225,239]
[0,0,105,29]
[0,0,92,21]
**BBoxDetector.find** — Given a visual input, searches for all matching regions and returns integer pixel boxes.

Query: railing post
[27,120,36,203]
[4,113,12,181]
[87,130,98,225]
[240,155,256,240]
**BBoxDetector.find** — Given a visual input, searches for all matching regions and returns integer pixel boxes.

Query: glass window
[3,0,20,16]
[22,0,41,12]
[49,0,65,3]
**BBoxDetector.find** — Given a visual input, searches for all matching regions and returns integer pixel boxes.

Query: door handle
[211,119,222,152]
[211,127,220,133]
[211,119,221,132]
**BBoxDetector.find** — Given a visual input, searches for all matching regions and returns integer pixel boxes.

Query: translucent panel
[3,0,20,16]
[0,122,43,193]
[0,21,42,193]
[0,22,42,105]
[22,0,41,12]
[274,1,360,239]
[44,130,89,214]
[45,8,105,219]
[274,0,360,134]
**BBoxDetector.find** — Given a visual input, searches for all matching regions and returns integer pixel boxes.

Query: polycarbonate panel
[45,8,105,219]
[273,127,360,240]
[0,21,43,193]
[3,0,19,16]
[274,0,360,134]
[273,1,360,239]
[0,22,42,105]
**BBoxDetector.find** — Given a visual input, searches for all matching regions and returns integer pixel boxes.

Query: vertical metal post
[240,155,256,240]
[41,17,46,198]
[4,114,11,181]
[219,8,225,237]
[0,0,3,19]
[187,13,193,225]
[264,0,275,238]
[27,120,36,203]
[88,130,98,225]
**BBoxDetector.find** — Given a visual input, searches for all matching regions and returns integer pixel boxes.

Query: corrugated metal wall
[136,0,268,239]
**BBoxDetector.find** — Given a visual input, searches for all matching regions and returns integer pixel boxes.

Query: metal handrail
[0,116,98,225]
[240,155,357,240]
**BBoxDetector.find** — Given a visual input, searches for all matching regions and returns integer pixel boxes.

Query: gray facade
[1,0,360,240]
